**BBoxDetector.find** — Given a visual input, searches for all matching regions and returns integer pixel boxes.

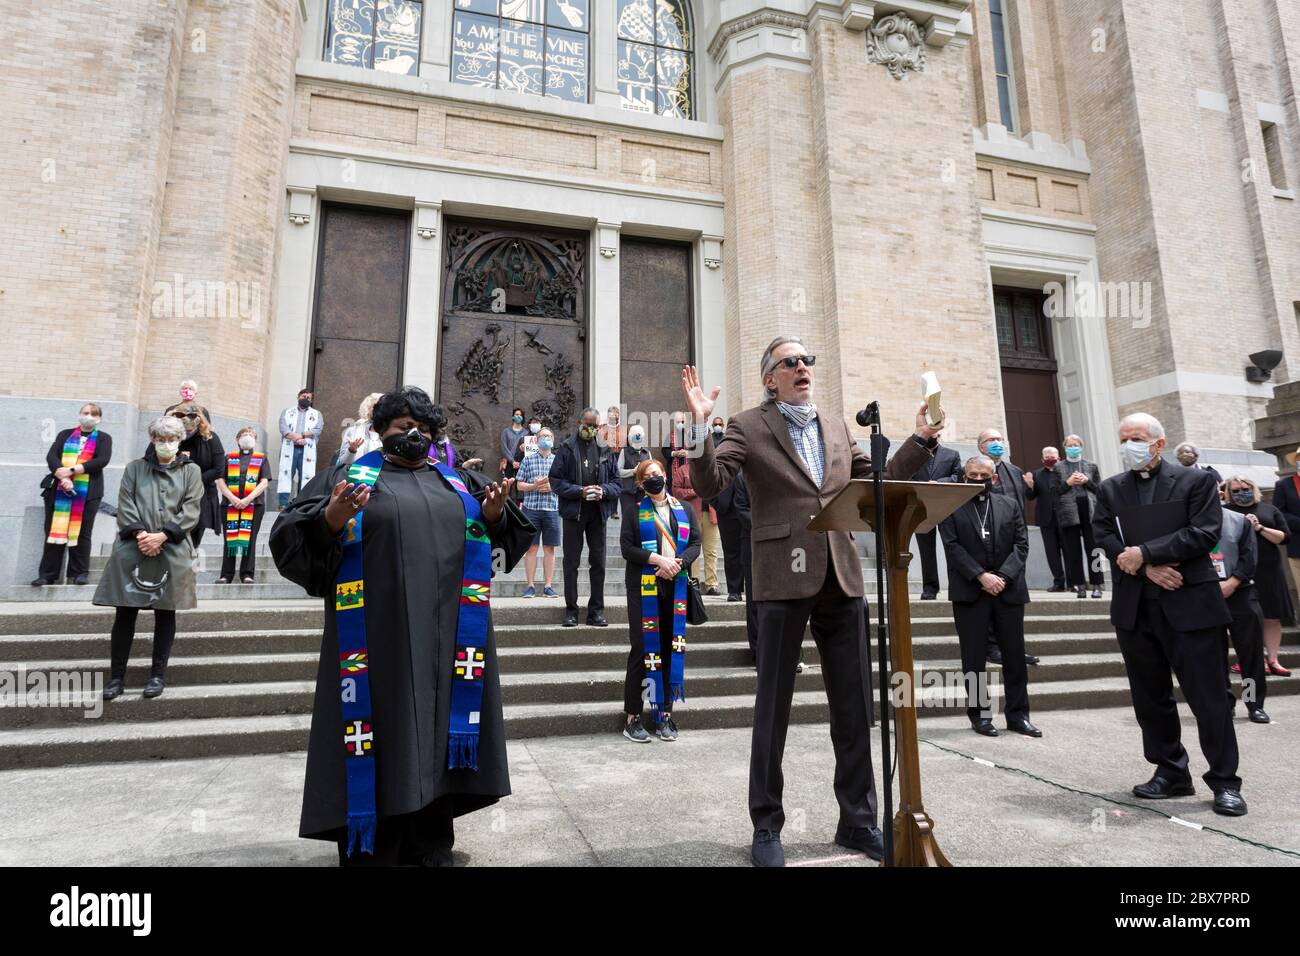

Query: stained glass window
[989,0,1017,132]
[617,0,693,118]
[451,0,590,102]
[325,0,424,76]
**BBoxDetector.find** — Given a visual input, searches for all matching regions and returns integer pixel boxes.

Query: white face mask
[154,440,180,461]
[529,422,540,434]
[1120,438,1155,471]
[79,414,100,430]
[238,436,256,451]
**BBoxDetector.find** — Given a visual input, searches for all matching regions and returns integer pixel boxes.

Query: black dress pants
[718,513,745,596]
[741,528,758,660]
[1225,586,1267,712]
[562,506,607,615]
[623,577,679,718]
[1040,522,1065,587]
[219,507,263,579]
[954,596,1030,723]
[336,795,455,867]
[1115,597,1240,791]
[109,606,177,681]
[750,569,875,833]
[37,496,99,581]
[1062,499,1104,588]
[916,529,941,595]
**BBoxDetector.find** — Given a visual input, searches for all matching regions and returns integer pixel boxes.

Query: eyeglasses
[777,354,816,369]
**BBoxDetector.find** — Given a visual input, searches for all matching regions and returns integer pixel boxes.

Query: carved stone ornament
[866,12,927,80]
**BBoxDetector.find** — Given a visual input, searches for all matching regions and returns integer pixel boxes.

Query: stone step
[5,673,1293,768]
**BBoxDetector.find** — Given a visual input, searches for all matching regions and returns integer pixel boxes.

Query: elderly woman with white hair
[1223,474,1293,680]
[93,416,203,701]
[336,392,385,467]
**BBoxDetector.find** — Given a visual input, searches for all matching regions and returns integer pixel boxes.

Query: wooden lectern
[809,479,982,867]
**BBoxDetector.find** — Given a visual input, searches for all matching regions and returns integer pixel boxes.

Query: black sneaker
[656,716,679,741]
[623,716,651,743]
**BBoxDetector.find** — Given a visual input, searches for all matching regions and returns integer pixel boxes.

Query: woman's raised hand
[324,479,371,535]
[481,478,514,525]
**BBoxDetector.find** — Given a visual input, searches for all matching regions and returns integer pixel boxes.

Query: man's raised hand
[682,366,720,424]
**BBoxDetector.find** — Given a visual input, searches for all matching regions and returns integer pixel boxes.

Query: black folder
[1115,499,1187,547]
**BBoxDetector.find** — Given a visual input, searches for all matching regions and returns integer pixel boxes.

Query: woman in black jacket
[620,458,700,744]
[33,402,114,586]
[171,402,224,549]
[1227,475,1293,678]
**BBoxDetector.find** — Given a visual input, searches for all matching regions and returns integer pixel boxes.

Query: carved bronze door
[308,203,410,466]
[439,221,587,464]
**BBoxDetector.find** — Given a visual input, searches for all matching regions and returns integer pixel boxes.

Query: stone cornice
[707,10,810,61]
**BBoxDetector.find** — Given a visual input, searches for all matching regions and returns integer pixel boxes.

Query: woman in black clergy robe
[271,387,532,866]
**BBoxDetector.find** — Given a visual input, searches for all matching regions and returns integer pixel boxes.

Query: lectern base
[885,809,953,867]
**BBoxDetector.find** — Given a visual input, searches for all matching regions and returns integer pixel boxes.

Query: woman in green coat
[94,416,203,701]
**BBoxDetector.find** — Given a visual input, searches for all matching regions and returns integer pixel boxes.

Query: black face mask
[383,427,431,462]
[643,474,666,494]
[298,397,311,409]
[967,476,994,493]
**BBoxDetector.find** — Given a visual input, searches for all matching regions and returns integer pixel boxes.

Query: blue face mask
[986,441,1006,459]
[1065,446,1082,461]
[1120,438,1154,471]
[538,438,553,450]
[513,415,523,424]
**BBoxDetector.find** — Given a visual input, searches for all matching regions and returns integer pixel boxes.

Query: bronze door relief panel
[439,221,588,463]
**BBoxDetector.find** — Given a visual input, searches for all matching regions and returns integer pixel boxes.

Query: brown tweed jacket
[689,402,932,601]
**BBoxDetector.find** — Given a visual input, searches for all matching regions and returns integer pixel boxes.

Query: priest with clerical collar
[271,386,533,866]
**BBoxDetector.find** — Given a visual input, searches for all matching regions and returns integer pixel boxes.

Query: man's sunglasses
[776,354,816,369]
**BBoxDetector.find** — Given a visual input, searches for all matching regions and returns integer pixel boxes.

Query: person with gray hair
[93,416,204,701]
[1053,433,1104,599]
[164,379,210,420]
[682,336,942,866]
[1174,440,1221,485]
[1092,411,1246,815]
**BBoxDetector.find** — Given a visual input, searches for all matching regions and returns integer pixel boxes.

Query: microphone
[855,401,881,428]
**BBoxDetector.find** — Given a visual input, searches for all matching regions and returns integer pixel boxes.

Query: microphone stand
[863,401,894,867]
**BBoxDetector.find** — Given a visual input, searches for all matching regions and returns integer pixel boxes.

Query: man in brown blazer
[682,336,943,866]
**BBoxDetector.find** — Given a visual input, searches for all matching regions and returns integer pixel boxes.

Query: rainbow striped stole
[223,452,264,557]
[638,495,691,722]
[47,429,97,546]
[333,449,491,857]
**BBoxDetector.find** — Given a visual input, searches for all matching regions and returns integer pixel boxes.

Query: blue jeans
[523,507,561,548]
[278,445,304,508]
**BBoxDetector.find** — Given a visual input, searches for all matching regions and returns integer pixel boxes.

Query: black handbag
[685,577,709,625]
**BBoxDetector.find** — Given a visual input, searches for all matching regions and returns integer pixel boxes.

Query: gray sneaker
[656,716,679,741]
[622,716,651,743]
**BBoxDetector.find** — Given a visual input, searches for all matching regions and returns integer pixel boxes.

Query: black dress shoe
[1007,718,1042,737]
[834,824,884,861]
[727,593,742,602]
[142,677,165,699]
[103,678,125,701]
[562,612,578,627]
[705,586,720,596]
[751,829,784,867]
[986,646,1004,664]
[1132,774,1195,799]
[72,574,89,585]
[587,613,608,627]
[1047,584,1066,593]
[920,591,938,600]
[1248,708,1271,724]
[1212,789,1247,816]
[30,578,54,587]
[1024,654,1040,665]
[971,719,998,736]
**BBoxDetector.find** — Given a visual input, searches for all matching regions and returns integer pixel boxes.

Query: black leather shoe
[72,574,89,585]
[920,591,938,600]
[1024,654,1040,666]
[751,829,784,867]
[1007,718,1042,737]
[971,719,998,736]
[727,593,742,602]
[986,646,1003,664]
[142,677,165,699]
[706,586,720,596]
[834,824,884,861]
[1047,584,1066,593]
[1132,774,1195,799]
[30,578,54,587]
[103,678,125,701]
[1248,708,1271,724]
[562,612,578,627]
[587,613,608,627]
[1212,789,1247,816]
